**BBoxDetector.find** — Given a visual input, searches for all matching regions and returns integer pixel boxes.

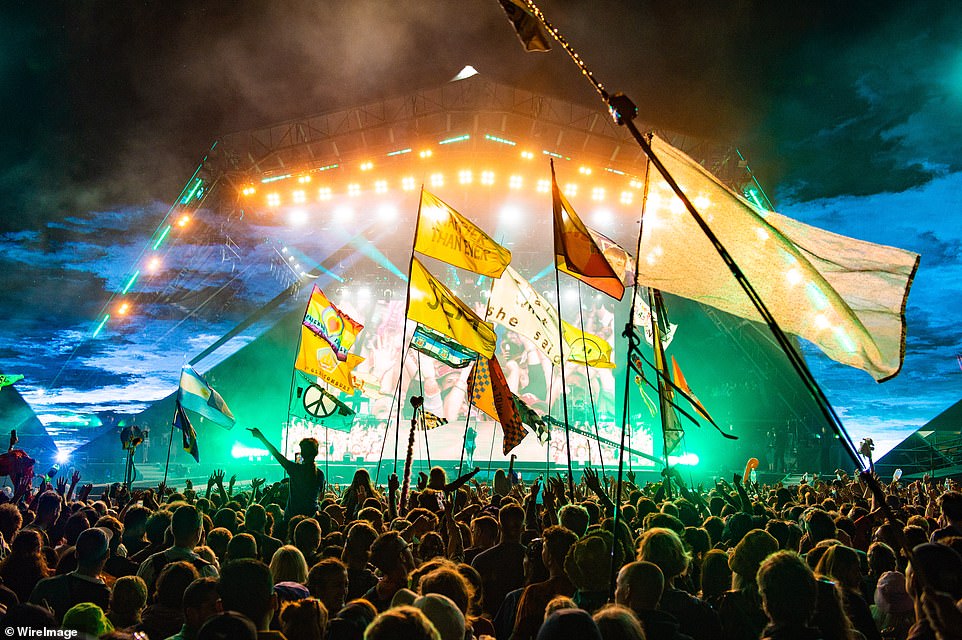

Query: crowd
[1,432,962,640]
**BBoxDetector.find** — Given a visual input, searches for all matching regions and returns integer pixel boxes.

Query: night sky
[2,0,962,459]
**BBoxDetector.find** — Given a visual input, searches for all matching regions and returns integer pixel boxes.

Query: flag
[173,401,199,463]
[408,257,497,358]
[512,393,549,444]
[0,374,24,389]
[422,411,448,430]
[486,265,565,365]
[410,324,478,369]
[635,135,919,381]
[290,370,355,432]
[663,405,685,456]
[498,0,551,52]
[178,366,235,429]
[561,320,615,368]
[302,285,364,362]
[415,190,511,277]
[670,356,714,424]
[552,162,625,300]
[587,228,636,287]
[294,326,364,393]
[632,291,677,348]
[467,356,527,454]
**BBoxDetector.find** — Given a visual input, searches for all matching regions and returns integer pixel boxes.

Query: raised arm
[248,428,295,474]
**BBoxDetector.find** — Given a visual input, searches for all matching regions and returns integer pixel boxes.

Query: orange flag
[552,161,625,300]
[467,355,527,455]
[670,355,713,424]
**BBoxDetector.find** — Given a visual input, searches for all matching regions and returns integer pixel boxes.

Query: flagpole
[576,282,605,477]
[394,186,425,474]
[553,267,576,500]
[163,403,176,488]
[607,158,651,599]
[375,371,403,484]
[514,0,863,472]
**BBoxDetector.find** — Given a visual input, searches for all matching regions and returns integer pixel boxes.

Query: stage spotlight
[318,187,332,201]
[620,191,634,205]
[292,190,306,204]
[509,175,523,190]
[360,161,374,171]
[231,442,268,459]
[591,187,605,202]
[289,208,308,227]
[146,256,162,273]
[520,150,535,160]
[430,173,444,188]
[297,175,312,184]
[117,302,130,316]
[374,180,388,194]
[499,204,522,226]
[348,183,361,197]
[579,166,592,175]
[402,176,416,191]
[536,179,550,193]
[480,170,495,185]
[177,215,190,227]
[334,205,354,223]
[55,450,70,464]
[458,170,473,185]
[668,453,699,466]
[419,149,433,159]
[242,186,256,196]
[377,203,397,221]
[593,209,613,226]
[267,193,281,207]
[563,183,578,197]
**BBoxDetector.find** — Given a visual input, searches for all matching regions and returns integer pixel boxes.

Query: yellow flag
[561,320,615,369]
[408,257,497,358]
[294,326,364,393]
[415,190,511,277]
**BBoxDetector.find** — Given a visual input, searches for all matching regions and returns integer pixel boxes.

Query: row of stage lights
[238,133,646,209]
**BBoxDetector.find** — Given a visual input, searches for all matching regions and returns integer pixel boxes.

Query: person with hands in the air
[248,427,325,520]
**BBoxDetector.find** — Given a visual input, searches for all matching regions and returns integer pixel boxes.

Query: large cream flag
[486,265,564,365]
[486,266,615,368]
[638,135,919,381]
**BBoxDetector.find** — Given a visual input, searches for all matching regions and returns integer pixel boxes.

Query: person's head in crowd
[122,505,150,543]
[764,520,790,549]
[811,575,855,640]
[370,531,416,581]
[815,543,862,593]
[906,514,930,533]
[63,512,90,547]
[295,518,322,557]
[172,505,204,550]
[544,596,578,620]
[206,527,232,564]
[873,521,904,555]
[937,490,962,527]
[566,530,624,605]
[593,604,645,640]
[280,596,328,640]
[218,559,277,631]
[156,560,201,609]
[905,542,962,610]
[498,503,525,543]
[212,508,238,534]
[145,510,173,546]
[581,501,601,526]
[409,558,454,592]
[636,527,689,585]
[427,467,448,491]
[455,563,485,617]
[306,557,348,614]
[542,525,578,577]
[197,611,258,640]
[903,524,928,551]
[364,605,441,640]
[418,566,473,615]
[874,570,913,616]
[413,593,464,640]
[95,515,124,554]
[2,603,56,630]
[702,515,724,546]
[615,561,664,613]
[328,599,377,640]
[34,490,61,528]
[244,504,268,533]
[0,503,22,543]
[558,504,590,538]
[75,526,111,575]
[867,541,897,578]
[62,602,113,636]
[644,512,685,536]
[757,551,818,629]
[342,521,378,569]
[537,609,603,640]
[730,529,779,589]
[299,437,319,464]
[107,575,148,628]
[356,506,384,533]
[270,545,309,585]
[180,577,222,636]
[418,532,445,561]
[226,533,258,563]
[469,516,499,549]
[700,549,733,602]
[722,512,754,545]
[684,526,710,558]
